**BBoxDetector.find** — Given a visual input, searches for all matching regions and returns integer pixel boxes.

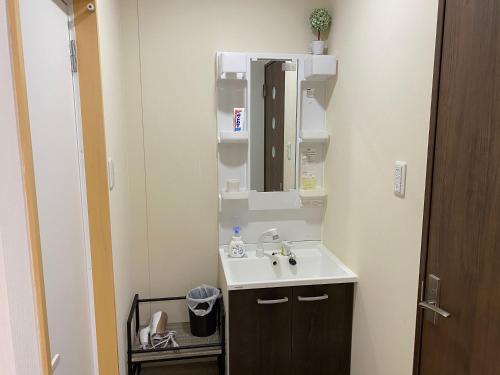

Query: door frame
[6,0,120,373]
[72,1,120,372]
[412,1,447,374]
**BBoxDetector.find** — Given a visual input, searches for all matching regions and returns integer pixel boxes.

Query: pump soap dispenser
[229,226,245,258]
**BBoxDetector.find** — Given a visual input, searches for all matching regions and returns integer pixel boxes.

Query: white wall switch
[394,161,407,197]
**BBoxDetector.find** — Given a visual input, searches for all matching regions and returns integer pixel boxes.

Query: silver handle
[418,301,451,318]
[257,297,289,305]
[297,294,328,302]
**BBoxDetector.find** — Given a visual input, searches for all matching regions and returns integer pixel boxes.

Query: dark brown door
[416,0,500,374]
[292,284,354,375]
[229,287,292,374]
[264,61,285,191]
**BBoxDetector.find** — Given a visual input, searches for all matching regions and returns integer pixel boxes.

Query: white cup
[226,179,240,193]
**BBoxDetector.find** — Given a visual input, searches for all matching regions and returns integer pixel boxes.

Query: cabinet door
[292,283,354,375]
[229,287,292,375]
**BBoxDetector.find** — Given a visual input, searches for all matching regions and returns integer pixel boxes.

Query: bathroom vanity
[216,52,357,374]
[218,243,357,374]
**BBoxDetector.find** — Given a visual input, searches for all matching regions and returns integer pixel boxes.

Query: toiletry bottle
[229,226,245,258]
[301,172,317,190]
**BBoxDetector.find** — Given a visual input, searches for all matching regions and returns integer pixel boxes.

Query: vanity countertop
[219,241,358,290]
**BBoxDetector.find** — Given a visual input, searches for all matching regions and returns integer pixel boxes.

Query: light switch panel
[394,161,407,197]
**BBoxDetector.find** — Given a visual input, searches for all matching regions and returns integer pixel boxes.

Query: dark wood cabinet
[229,283,354,375]
[229,287,292,375]
[292,283,354,375]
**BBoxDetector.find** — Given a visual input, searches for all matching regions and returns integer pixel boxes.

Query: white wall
[0,1,42,372]
[96,0,151,373]
[323,1,439,374]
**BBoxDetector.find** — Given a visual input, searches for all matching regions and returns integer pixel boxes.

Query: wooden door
[416,0,500,374]
[264,61,285,191]
[229,287,292,374]
[292,284,353,375]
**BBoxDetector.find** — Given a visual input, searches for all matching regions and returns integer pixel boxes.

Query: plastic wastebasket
[186,285,220,337]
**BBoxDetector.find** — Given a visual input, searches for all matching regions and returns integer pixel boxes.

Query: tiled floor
[141,359,218,374]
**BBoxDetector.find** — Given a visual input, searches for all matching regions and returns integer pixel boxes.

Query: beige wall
[134,0,328,305]
[100,0,331,372]
[97,0,150,373]
[323,1,439,374]
[101,1,439,373]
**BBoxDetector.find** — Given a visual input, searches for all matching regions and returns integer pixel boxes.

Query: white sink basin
[219,242,357,290]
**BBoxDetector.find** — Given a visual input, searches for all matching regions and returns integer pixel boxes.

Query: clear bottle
[229,226,245,258]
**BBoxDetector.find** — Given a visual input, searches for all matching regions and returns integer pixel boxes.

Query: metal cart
[127,294,225,374]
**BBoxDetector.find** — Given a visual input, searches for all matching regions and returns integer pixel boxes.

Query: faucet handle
[283,241,294,250]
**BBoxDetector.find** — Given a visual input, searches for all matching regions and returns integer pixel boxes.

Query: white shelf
[218,131,249,144]
[218,52,247,79]
[304,55,337,81]
[221,191,249,200]
[300,130,330,142]
[299,188,327,199]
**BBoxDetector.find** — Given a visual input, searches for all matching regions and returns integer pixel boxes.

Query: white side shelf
[300,130,330,142]
[304,55,337,81]
[218,131,249,144]
[299,188,327,199]
[221,191,249,200]
[218,52,247,79]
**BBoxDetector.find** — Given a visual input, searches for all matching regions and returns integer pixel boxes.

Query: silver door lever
[418,301,451,318]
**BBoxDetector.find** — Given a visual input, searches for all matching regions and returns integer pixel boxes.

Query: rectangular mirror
[250,59,298,192]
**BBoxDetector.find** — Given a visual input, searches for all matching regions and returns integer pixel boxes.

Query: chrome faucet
[256,228,280,258]
[282,241,297,265]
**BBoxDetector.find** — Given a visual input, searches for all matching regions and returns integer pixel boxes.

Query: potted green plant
[309,8,332,55]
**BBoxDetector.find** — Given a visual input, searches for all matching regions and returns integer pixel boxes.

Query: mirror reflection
[250,59,298,192]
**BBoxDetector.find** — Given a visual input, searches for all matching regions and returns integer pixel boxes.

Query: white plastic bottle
[229,226,245,258]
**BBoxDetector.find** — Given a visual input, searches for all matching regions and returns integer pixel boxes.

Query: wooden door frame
[72,1,120,374]
[412,1,447,374]
[6,0,120,374]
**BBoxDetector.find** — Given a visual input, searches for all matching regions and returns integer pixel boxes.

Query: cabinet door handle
[297,294,328,302]
[257,297,289,305]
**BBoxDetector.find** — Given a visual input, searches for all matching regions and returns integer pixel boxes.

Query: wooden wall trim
[412,1,447,374]
[72,1,120,374]
[5,1,52,374]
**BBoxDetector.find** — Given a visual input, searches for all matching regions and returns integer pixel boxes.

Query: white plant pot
[311,40,325,55]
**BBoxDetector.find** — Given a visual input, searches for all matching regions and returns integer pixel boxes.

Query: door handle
[418,301,451,318]
[297,294,328,302]
[421,274,451,324]
[257,297,289,305]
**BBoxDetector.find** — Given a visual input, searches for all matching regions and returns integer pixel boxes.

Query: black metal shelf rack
[126,294,225,375]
